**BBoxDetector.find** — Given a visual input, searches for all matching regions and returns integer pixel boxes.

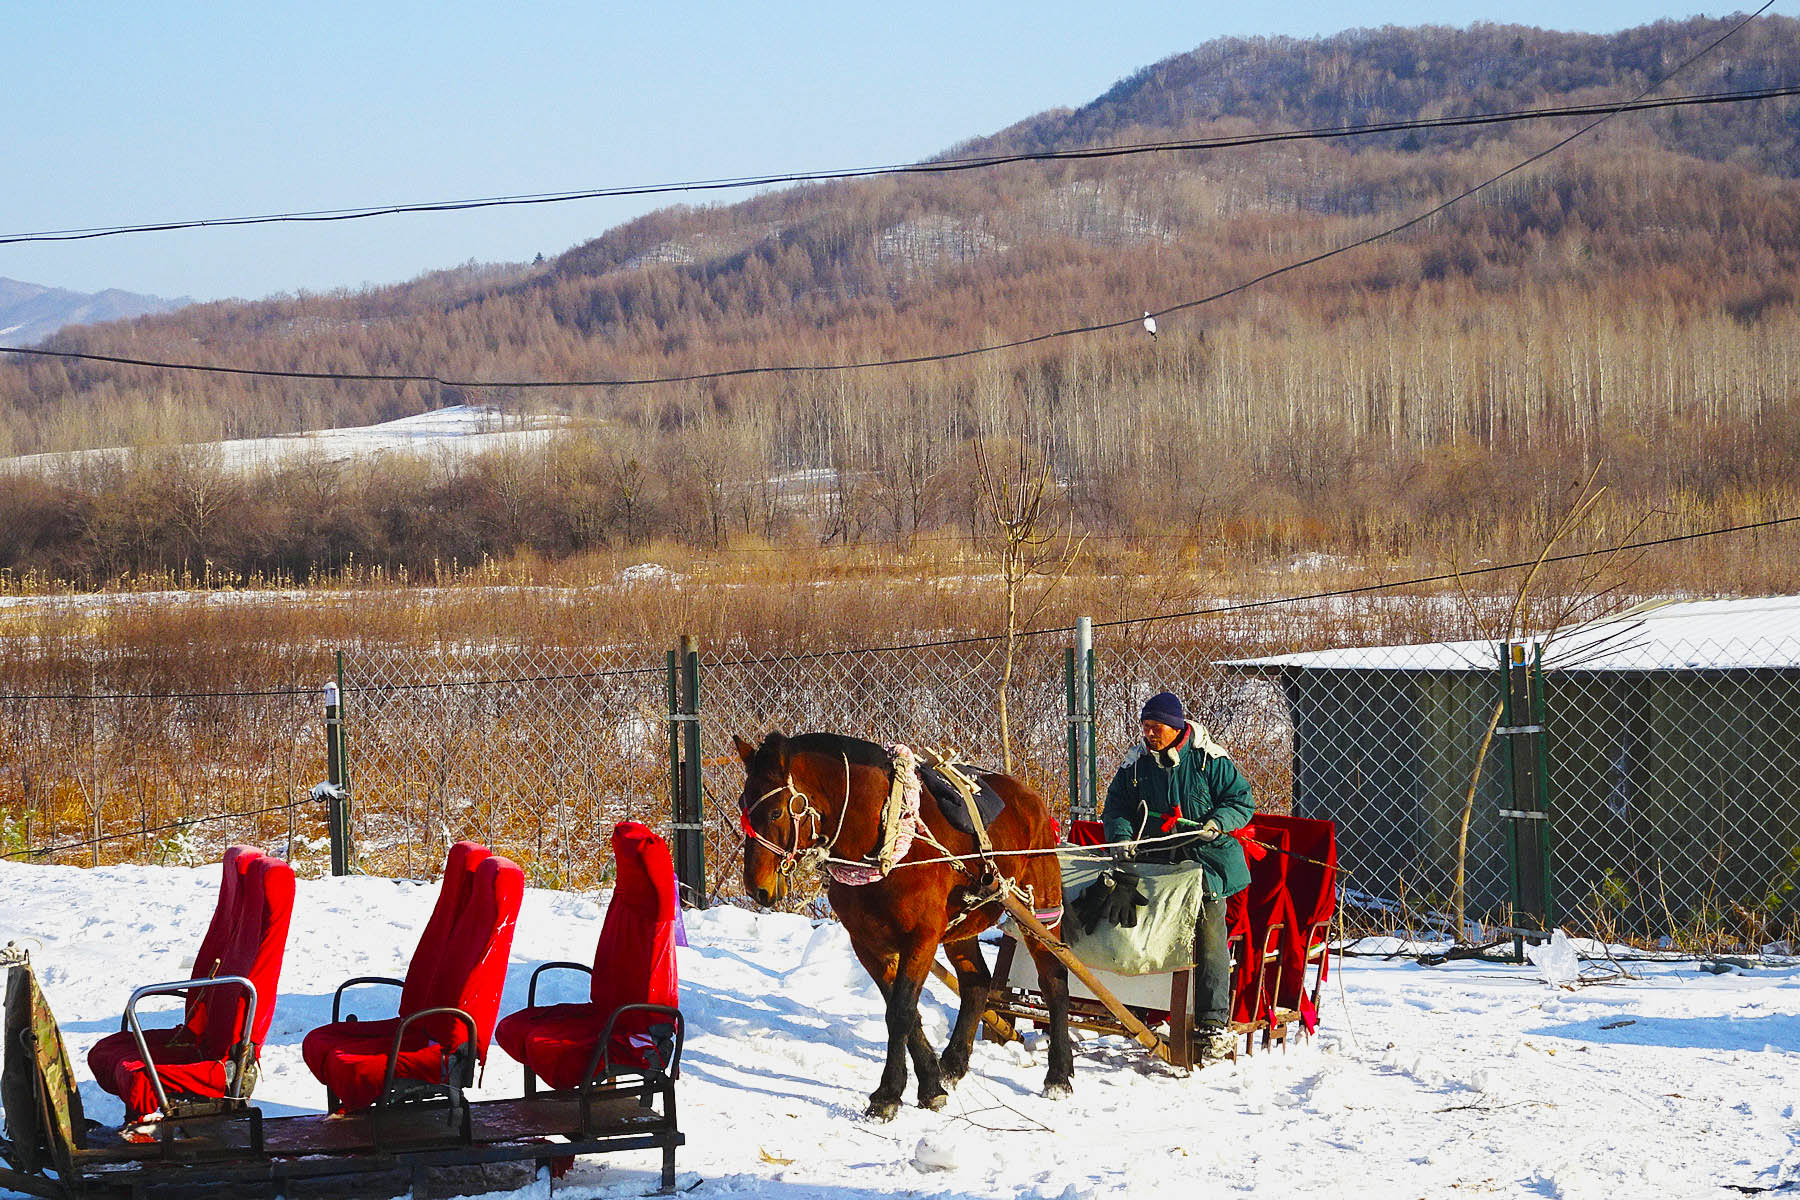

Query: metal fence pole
[1066,617,1098,821]
[1083,618,1098,820]
[669,635,706,908]
[1499,640,1552,954]
[323,650,353,877]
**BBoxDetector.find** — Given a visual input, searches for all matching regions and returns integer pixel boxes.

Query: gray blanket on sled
[1058,858,1209,976]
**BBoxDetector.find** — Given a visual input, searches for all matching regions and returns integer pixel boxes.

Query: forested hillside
[2,16,1798,584]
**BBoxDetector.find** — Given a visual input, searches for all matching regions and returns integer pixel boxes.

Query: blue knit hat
[1140,691,1185,729]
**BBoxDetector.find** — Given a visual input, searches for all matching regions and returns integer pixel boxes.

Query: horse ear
[732,735,758,769]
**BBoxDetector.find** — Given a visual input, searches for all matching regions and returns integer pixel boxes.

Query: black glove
[1100,867,1148,929]
[1071,871,1119,934]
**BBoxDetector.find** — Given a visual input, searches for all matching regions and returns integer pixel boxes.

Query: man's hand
[1193,819,1222,842]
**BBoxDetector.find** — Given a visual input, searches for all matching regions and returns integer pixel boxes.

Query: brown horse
[735,731,1072,1121]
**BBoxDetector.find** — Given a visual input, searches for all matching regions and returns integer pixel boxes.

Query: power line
[0,511,1792,702]
[702,511,1800,668]
[4,84,1795,247]
[0,9,1785,389]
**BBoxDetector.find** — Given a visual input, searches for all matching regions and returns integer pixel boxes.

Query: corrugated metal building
[1226,598,1800,935]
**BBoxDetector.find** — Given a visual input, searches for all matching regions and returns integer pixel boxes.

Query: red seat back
[410,851,523,1055]
[1252,815,1336,926]
[399,841,492,1018]
[184,845,255,1030]
[190,851,295,1060]
[589,823,679,1021]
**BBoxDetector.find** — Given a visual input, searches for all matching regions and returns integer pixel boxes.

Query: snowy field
[0,405,568,476]
[2,860,1796,1199]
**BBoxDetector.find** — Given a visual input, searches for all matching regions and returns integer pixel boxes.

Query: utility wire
[2,511,1793,703]
[0,800,302,863]
[0,13,1785,388]
[703,512,1800,668]
[4,83,1795,246]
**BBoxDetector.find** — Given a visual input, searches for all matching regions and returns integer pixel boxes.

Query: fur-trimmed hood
[1120,720,1228,770]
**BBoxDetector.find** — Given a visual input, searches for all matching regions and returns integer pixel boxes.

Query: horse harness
[741,744,1002,888]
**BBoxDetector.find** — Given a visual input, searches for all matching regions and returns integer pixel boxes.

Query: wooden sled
[967,816,1337,1070]
[1,953,683,1198]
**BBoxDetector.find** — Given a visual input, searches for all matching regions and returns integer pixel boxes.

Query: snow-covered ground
[0,405,569,476]
[2,860,1796,1199]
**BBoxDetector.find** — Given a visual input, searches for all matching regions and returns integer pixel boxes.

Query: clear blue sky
[2,2,1749,302]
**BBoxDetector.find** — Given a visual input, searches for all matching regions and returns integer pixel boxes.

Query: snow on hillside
[2,860,1796,1199]
[0,405,569,476]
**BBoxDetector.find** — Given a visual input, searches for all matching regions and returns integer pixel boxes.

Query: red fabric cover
[301,843,524,1112]
[298,1018,450,1114]
[496,822,679,1091]
[1250,814,1338,1024]
[92,1034,229,1121]
[400,841,492,1017]
[1068,819,1106,847]
[182,844,252,1031]
[1230,820,1299,1025]
[88,847,295,1119]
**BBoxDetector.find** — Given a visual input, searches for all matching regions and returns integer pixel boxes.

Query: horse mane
[756,731,893,777]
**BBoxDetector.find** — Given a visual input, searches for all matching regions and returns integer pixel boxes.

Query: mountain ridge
[0,276,191,348]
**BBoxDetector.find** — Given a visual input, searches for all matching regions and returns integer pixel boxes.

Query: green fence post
[1084,619,1098,820]
[322,650,353,877]
[1499,640,1552,956]
[669,635,706,907]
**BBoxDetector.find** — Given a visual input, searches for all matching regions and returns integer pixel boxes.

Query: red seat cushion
[301,845,524,1112]
[87,1029,229,1121]
[495,822,678,1090]
[300,1019,448,1113]
[88,847,295,1119]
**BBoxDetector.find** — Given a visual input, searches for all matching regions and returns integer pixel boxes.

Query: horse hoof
[1043,1081,1073,1100]
[865,1099,901,1122]
[919,1090,949,1112]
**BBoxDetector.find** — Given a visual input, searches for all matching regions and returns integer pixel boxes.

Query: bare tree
[972,437,1083,773]
[1448,462,1653,937]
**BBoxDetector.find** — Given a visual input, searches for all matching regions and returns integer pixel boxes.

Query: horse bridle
[739,753,852,877]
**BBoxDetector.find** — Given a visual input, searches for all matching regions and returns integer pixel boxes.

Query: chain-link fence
[342,647,668,890]
[0,641,329,868]
[5,594,1799,949]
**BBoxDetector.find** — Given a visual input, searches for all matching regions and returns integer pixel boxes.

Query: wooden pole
[926,959,1020,1044]
[996,889,1174,1065]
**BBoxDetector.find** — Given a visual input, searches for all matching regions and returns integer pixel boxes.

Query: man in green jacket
[1101,690,1255,1059]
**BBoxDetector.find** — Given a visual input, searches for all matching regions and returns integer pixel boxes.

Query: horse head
[735,731,879,906]
[735,731,807,906]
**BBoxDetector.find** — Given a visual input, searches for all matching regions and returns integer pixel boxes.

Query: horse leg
[851,940,947,1118]
[1025,940,1075,1098]
[847,941,925,1118]
[895,939,950,1111]
[937,937,991,1089]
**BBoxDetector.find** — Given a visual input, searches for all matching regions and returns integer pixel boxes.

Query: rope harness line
[739,750,1340,878]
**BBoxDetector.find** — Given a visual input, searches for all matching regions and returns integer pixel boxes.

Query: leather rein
[739,752,856,878]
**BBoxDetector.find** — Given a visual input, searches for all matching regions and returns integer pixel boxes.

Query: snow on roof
[1227,596,1800,673]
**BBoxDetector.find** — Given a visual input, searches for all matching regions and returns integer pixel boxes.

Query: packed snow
[2,859,1796,1199]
